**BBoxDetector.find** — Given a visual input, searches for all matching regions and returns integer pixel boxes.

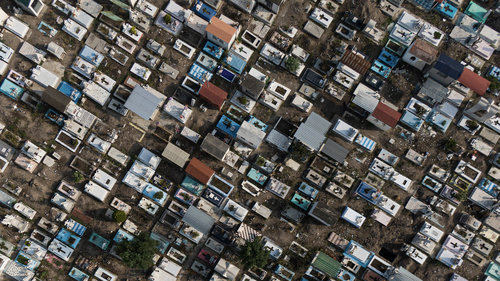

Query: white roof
[236,121,266,149]
[346,243,371,263]
[48,239,74,261]
[138,147,161,169]
[31,66,60,88]
[107,147,130,166]
[62,19,87,41]
[223,199,249,221]
[397,11,423,33]
[332,119,358,142]
[163,98,192,124]
[95,267,117,281]
[418,23,444,47]
[260,92,283,111]
[165,0,192,22]
[420,222,444,242]
[4,260,35,281]
[1,215,31,233]
[436,247,462,269]
[84,181,110,202]
[92,169,117,190]
[215,258,240,281]
[130,160,155,180]
[63,120,88,139]
[180,127,201,143]
[294,123,326,151]
[267,81,291,100]
[13,202,36,220]
[158,258,182,277]
[291,94,312,112]
[87,133,111,153]
[139,197,159,215]
[82,81,110,106]
[377,195,401,216]
[248,67,267,82]
[0,42,14,63]
[150,267,176,281]
[480,25,500,47]
[51,192,76,212]
[122,171,147,193]
[446,90,465,107]
[0,8,8,26]
[22,141,46,163]
[125,85,166,120]
[337,62,360,79]
[70,8,94,28]
[93,72,116,92]
[342,207,366,228]
[4,16,30,39]
[310,8,333,28]
[469,187,497,210]
[390,172,412,190]
[231,42,253,61]
[260,43,285,65]
[186,14,208,35]
[130,63,152,81]
[262,237,283,259]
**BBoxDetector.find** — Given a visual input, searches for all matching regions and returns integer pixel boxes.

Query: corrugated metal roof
[201,134,230,160]
[311,252,341,277]
[420,78,449,103]
[182,206,215,235]
[42,86,72,113]
[390,267,422,281]
[433,54,464,80]
[320,139,349,163]
[352,92,379,113]
[294,123,326,151]
[124,85,166,120]
[162,143,190,168]
[304,112,332,136]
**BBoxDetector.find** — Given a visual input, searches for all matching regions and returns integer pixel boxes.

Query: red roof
[371,103,402,128]
[199,81,228,110]
[185,158,215,184]
[205,17,237,44]
[458,68,490,96]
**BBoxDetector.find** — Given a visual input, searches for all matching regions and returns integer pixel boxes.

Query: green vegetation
[191,230,199,239]
[454,189,469,202]
[238,96,248,105]
[487,76,500,91]
[285,56,300,73]
[71,139,79,147]
[130,26,137,35]
[466,120,478,131]
[73,171,83,183]
[7,124,26,139]
[17,255,29,265]
[445,138,457,152]
[153,191,164,200]
[291,142,310,161]
[433,32,442,39]
[117,232,159,269]
[255,156,266,167]
[239,237,270,268]
[163,14,171,24]
[112,210,127,223]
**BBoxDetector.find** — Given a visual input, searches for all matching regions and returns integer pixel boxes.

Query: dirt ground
[0,0,499,280]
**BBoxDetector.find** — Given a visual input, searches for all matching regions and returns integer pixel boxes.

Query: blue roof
[150,232,170,254]
[354,135,376,151]
[217,65,237,83]
[56,228,81,249]
[291,193,311,211]
[0,79,24,100]
[216,115,240,138]
[188,63,213,83]
[248,116,268,132]
[181,175,206,196]
[422,175,442,193]
[203,41,224,59]
[143,183,167,205]
[433,54,464,79]
[298,182,318,199]
[247,168,268,185]
[434,3,458,19]
[488,66,500,81]
[16,252,40,270]
[224,53,246,74]
[89,232,110,250]
[355,182,381,204]
[426,109,452,133]
[192,1,216,21]
[57,81,82,103]
[69,267,90,281]
[79,45,104,66]
[45,108,65,125]
[477,177,499,197]
[343,241,374,267]
[114,229,134,243]
[378,49,399,68]
[412,0,434,10]
[0,189,16,208]
[371,60,391,78]
[465,1,489,23]
[400,111,424,131]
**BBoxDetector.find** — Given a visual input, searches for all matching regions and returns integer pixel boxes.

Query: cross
[444,5,452,13]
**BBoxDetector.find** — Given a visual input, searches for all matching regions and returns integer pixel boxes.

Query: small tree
[73,171,83,183]
[112,210,127,223]
[153,191,164,200]
[117,232,159,269]
[238,96,248,105]
[239,237,270,268]
[130,26,137,35]
[191,231,199,239]
[487,76,500,91]
[163,14,172,24]
[445,139,457,152]
[285,56,300,73]
[454,189,469,202]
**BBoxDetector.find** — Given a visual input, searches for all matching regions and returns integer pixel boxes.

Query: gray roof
[182,206,215,235]
[419,78,449,104]
[304,112,332,136]
[124,85,166,120]
[352,92,379,113]
[201,134,230,160]
[483,212,500,233]
[294,123,326,151]
[307,201,340,226]
[42,86,72,113]
[320,139,349,163]
[162,142,190,168]
[0,140,15,161]
[239,74,265,99]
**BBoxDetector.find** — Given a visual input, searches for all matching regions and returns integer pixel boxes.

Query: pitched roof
[162,142,190,168]
[199,81,228,110]
[182,205,215,235]
[311,252,341,277]
[408,39,438,64]
[185,158,215,184]
[240,74,265,97]
[42,86,72,113]
[320,139,349,163]
[420,78,449,103]
[433,54,464,80]
[339,50,371,76]
[200,134,230,160]
[206,17,237,43]
[371,102,402,127]
[458,68,490,96]
[124,85,166,120]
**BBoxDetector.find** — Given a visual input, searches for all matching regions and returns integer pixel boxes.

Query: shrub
[238,96,248,105]
[487,76,500,91]
[285,56,300,73]
[445,139,457,152]
[130,26,137,35]
[153,191,164,200]
[163,14,172,24]
[73,171,83,182]
[112,210,127,223]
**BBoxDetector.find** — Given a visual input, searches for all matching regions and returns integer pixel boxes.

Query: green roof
[311,252,341,277]
[465,1,489,23]
[16,0,32,7]
[89,232,110,250]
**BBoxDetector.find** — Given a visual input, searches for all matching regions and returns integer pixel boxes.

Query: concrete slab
[159,62,179,79]
[85,33,108,53]
[303,21,325,39]
[42,60,65,78]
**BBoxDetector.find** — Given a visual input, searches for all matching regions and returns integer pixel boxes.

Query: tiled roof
[185,158,215,184]
[408,39,438,64]
[371,102,402,127]
[199,81,228,109]
[339,50,371,76]
[206,17,236,43]
[458,68,490,96]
